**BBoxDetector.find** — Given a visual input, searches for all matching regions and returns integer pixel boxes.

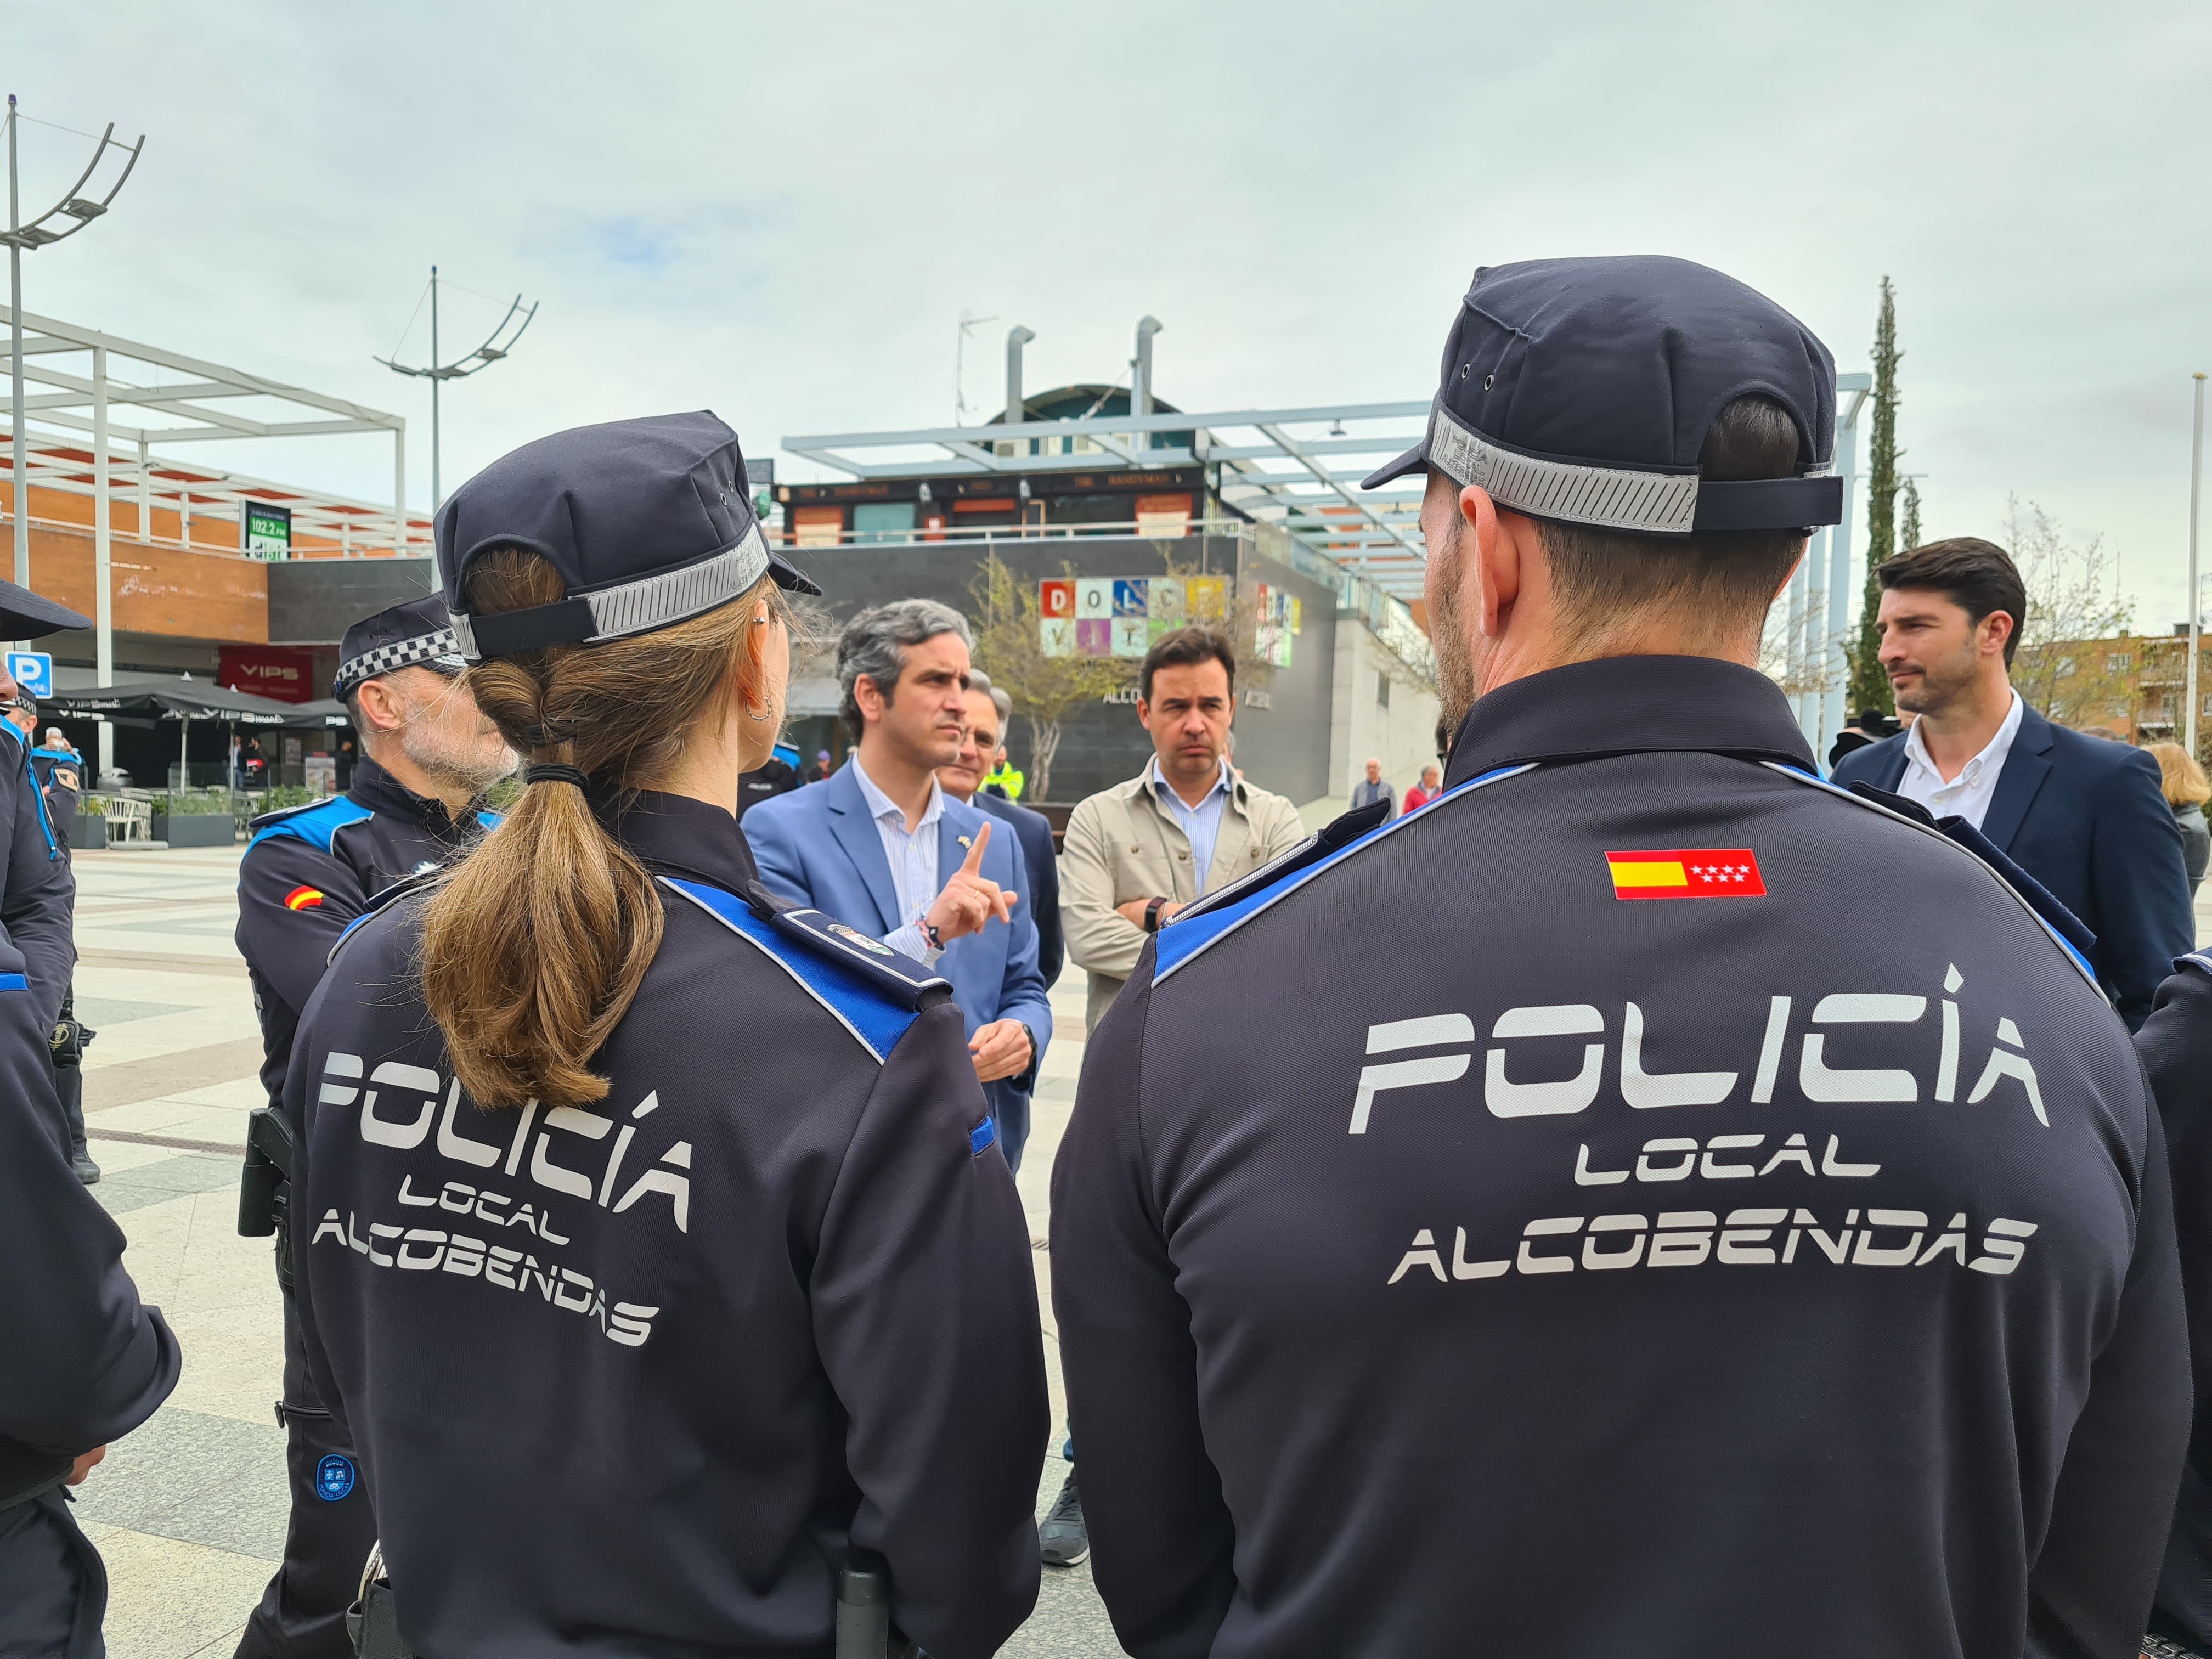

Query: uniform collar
[1442,655,1816,787]
[594,788,761,894]
[345,754,487,839]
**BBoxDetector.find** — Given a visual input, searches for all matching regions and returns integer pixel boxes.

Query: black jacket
[1831,703,2196,1029]
[235,757,494,1103]
[287,791,1047,1659]
[0,722,74,1029]
[974,790,1062,986]
[2136,952,2212,1652]
[1053,654,2189,1659]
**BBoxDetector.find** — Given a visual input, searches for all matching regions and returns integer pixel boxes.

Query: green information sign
[244,501,292,561]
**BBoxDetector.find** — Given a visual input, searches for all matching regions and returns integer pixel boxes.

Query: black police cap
[0,577,88,640]
[332,592,467,702]
[1364,256,1843,536]
[435,411,820,663]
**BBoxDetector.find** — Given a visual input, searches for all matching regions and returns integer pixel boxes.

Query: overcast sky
[15,2,2209,625]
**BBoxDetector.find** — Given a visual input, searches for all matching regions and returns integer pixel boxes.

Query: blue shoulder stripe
[1760,762,2104,997]
[476,809,503,831]
[247,797,373,854]
[660,877,926,1063]
[1155,764,1537,984]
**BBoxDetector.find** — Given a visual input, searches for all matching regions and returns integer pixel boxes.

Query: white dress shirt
[850,755,946,965]
[1149,757,1234,890]
[1893,690,2024,831]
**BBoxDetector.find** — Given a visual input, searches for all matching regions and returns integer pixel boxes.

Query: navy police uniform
[233,596,495,1659]
[2137,952,2212,1656]
[286,413,1049,1658]
[29,732,83,843]
[0,578,179,1655]
[1051,258,2191,1659]
[27,720,99,1181]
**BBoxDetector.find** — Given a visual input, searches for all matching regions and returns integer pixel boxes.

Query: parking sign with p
[6,652,52,699]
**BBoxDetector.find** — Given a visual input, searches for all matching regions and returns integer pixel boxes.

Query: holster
[240,1105,297,1291]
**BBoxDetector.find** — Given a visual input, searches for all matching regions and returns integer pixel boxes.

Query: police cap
[1364,255,1843,536]
[434,411,821,663]
[0,577,88,640]
[332,592,466,701]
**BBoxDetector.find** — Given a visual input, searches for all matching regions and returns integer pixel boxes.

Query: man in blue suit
[744,600,1052,1167]
[1832,536,2194,1029]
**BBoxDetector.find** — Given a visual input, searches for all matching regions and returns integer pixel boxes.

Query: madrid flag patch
[283,885,325,911]
[1605,848,1765,900]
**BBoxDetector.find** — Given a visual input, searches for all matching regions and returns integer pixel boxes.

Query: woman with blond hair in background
[2148,740,2211,897]
[280,414,1048,1659]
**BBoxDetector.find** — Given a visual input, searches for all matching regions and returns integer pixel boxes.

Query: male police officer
[16,702,98,1181]
[1052,256,2191,1658]
[234,594,511,1659]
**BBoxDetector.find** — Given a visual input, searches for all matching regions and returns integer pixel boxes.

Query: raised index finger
[961,820,992,873]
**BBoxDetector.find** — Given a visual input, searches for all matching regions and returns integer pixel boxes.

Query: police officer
[16,702,99,1182]
[0,578,179,1654]
[234,593,511,1659]
[285,412,1049,1658]
[1051,257,2191,1658]
[736,740,802,822]
[2137,952,2212,1657]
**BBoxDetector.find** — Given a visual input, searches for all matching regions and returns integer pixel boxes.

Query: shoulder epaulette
[659,876,952,1063]
[325,868,442,968]
[1156,764,1537,984]
[1767,764,2104,998]
[247,794,373,854]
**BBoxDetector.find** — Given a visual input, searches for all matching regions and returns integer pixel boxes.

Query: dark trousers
[234,1279,376,1659]
[0,1489,106,1659]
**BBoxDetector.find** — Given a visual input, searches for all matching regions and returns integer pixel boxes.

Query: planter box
[152,813,236,848]
[69,816,106,851]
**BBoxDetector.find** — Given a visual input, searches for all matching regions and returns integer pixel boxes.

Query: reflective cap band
[1428,404,1841,535]
[452,522,771,661]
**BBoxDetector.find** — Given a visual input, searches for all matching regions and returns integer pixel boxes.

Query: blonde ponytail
[421,548,785,1109]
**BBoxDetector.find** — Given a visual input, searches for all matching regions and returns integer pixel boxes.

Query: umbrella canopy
[44,677,304,725]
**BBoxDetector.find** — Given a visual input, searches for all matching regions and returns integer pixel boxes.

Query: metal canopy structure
[783,401,1435,599]
[0,306,414,774]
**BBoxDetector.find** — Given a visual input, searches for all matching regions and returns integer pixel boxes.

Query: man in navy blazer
[1831,537,2194,1029]
[940,671,1062,988]
[744,600,1052,1166]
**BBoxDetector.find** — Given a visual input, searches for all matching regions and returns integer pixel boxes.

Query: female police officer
[283,413,1048,1659]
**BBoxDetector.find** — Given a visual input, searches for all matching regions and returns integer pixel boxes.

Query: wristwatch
[1143,896,1170,934]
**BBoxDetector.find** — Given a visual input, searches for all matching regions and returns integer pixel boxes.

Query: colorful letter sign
[1040,579,1075,619]
[1040,618,1075,657]
[1075,578,1113,619]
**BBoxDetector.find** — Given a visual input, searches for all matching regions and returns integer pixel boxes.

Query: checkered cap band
[334,628,465,699]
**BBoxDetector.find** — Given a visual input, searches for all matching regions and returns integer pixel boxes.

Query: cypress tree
[1846,277,1902,716]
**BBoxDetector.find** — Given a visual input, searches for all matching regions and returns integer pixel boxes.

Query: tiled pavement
[64,843,1118,1658]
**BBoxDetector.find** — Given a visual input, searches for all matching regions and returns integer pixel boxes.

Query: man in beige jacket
[1061,626,1308,1035]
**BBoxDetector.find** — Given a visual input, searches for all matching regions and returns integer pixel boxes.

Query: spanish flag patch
[1605,849,1765,900]
[284,885,325,911]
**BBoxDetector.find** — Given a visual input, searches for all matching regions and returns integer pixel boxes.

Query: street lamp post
[2190,371,2205,761]
[2,96,143,602]
[379,267,537,510]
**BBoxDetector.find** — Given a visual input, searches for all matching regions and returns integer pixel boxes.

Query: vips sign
[1041,575,1245,661]
[218,645,319,704]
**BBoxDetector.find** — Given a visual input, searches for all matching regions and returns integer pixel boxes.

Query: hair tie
[524,764,589,789]
[523,723,574,748]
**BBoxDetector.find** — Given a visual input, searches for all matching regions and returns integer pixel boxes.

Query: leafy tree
[967,554,1135,803]
[1845,276,1902,717]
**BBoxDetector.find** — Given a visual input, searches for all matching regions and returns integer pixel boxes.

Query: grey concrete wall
[267,558,438,644]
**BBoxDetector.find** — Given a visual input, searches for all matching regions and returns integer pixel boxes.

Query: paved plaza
[64,842,1115,1659]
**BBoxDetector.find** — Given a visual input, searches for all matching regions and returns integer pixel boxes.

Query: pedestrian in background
[2146,740,2210,898]
[1350,755,1393,814]
[1401,764,1441,814]
[940,669,1061,991]
[1831,537,2195,1029]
